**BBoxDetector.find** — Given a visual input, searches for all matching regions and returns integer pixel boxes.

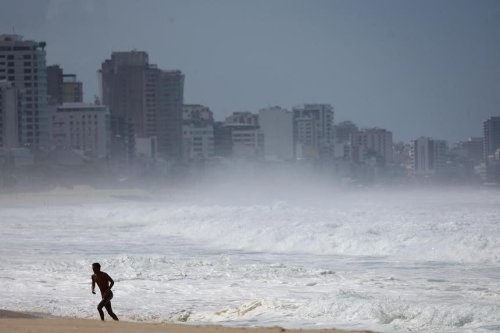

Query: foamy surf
[0,187,499,332]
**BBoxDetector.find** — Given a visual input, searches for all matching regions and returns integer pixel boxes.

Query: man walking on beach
[91,262,119,321]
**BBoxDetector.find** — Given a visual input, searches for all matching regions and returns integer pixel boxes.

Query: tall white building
[51,103,110,158]
[0,81,20,148]
[294,116,318,159]
[259,106,294,161]
[350,128,393,165]
[222,111,263,160]
[411,137,447,176]
[293,104,334,160]
[230,124,263,160]
[182,104,215,162]
[0,35,49,149]
[183,124,214,162]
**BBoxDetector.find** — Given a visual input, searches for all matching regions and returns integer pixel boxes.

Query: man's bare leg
[97,299,107,321]
[105,302,119,321]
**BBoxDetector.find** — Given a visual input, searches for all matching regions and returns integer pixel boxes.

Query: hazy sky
[1,0,499,142]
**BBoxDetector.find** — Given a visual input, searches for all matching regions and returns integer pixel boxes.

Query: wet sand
[0,310,376,333]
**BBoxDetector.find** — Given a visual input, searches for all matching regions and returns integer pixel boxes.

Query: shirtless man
[91,263,119,321]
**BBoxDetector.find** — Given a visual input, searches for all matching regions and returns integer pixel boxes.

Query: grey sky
[1,0,499,142]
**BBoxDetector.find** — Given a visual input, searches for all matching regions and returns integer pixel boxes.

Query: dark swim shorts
[103,290,113,301]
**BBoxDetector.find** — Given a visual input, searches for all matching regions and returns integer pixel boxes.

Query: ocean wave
[137,201,500,264]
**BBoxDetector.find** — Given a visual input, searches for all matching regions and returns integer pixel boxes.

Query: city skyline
[1,0,499,142]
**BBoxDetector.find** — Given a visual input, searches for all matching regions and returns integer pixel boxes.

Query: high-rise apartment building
[144,68,184,160]
[183,124,214,162]
[0,81,20,148]
[0,34,49,149]
[483,117,500,161]
[231,124,264,160]
[213,121,233,157]
[350,128,393,166]
[294,116,318,160]
[222,111,263,160]
[47,65,63,105]
[47,65,83,105]
[483,117,500,183]
[183,104,214,162]
[411,137,447,176]
[259,106,294,161]
[293,104,334,160]
[100,51,147,137]
[99,51,184,161]
[62,74,83,103]
[454,137,483,165]
[51,103,110,158]
[334,121,358,143]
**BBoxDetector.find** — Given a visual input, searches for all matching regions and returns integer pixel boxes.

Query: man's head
[92,262,101,273]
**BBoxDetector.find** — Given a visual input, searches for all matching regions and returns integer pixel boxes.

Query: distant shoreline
[0,309,376,333]
[0,186,155,207]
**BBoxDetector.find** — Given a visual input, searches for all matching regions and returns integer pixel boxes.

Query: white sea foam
[0,187,499,332]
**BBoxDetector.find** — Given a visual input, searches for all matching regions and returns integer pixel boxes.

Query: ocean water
[0,186,499,332]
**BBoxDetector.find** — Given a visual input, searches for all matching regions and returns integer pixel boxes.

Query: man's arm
[107,274,115,290]
[91,275,96,294]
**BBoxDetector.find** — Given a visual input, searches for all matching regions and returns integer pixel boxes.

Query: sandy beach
[0,310,375,333]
